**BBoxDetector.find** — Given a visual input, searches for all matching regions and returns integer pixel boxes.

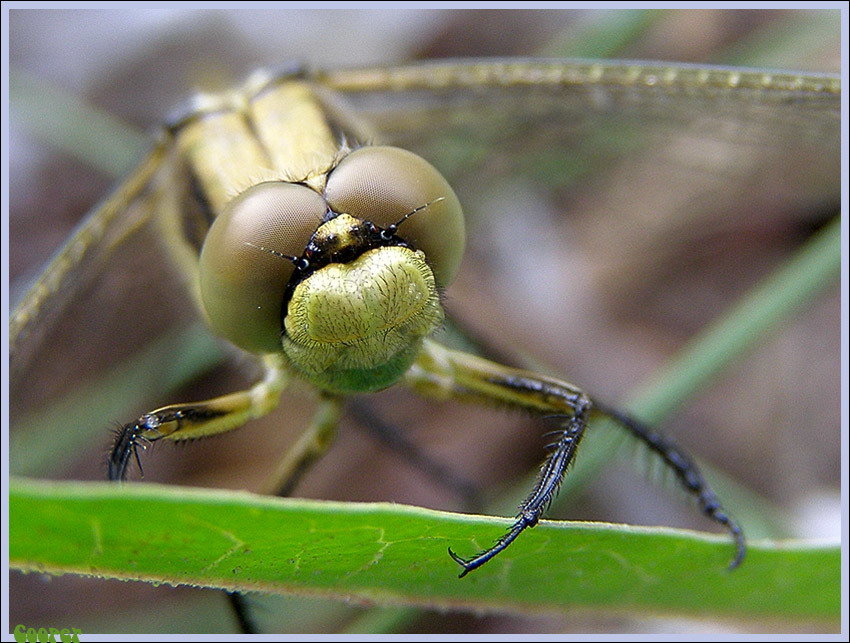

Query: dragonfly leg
[405,339,744,576]
[592,402,746,569]
[226,591,259,635]
[405,339,591,576]
[449,402,588,577]
[260,393,343,497]
[107,354,289,481]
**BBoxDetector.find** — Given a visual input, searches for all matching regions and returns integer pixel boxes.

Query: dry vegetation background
[9,8,841,635]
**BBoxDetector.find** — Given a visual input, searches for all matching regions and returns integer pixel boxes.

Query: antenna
[244,242,308,271]
[381,197,446,239]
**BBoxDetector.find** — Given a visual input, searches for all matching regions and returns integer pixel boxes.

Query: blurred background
[8,6,842,635]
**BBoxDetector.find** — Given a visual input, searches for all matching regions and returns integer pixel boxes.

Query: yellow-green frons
[282,246,443,392]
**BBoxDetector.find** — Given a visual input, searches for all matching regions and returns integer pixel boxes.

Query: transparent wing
[10,144,166,366]
[318,59,839,284]
[317,59,840,381]
[9,140,221,479]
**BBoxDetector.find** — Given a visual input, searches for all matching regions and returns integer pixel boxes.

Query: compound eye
[324,146,465,287]
[199,182,327,354]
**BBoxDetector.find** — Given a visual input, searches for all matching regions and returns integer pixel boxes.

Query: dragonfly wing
[318,60,839,188]
[318,59,839,326]
[9,142,223,478]
[11,144,167,366]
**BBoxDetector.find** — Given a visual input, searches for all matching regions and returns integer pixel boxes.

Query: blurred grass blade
[10,478,840,622]
[720,10,841,67]
[630,216,840,423]
[540,10,661,58]
[10,68,148,177]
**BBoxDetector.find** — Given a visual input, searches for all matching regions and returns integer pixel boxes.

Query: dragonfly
[9,58,841,631]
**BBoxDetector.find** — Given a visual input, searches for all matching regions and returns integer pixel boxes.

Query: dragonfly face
[10,52,841,633]
[195,137,464,391]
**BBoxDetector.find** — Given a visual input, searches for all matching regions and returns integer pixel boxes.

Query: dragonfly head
[198,146,465,393]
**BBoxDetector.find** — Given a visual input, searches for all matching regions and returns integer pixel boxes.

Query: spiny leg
[108,354,289,480]
[405,340,592,577]
[106,356,347,633]
[449,401,589,577]
[405,339,745,576]
[592,402,745,569]
[107,354,290,633]
[437,316,745,569]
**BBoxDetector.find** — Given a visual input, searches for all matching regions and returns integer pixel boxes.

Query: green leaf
[10,478,839,621]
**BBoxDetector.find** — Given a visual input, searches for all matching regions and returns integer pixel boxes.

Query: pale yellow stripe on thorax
[174,78,340,215]
[176,108,275,216]
[249,80,341,190]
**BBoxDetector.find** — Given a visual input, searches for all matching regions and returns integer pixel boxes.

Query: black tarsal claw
[108,415,160,482]
[108,421,139,481]
[728,527,746,570]
[447,547,473,578]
